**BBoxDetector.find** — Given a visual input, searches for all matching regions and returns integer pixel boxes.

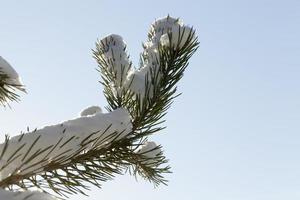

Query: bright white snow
[150,16,194,49]
[159,25,194,49]
[124,65,153,97]
[153,17,194,49]
[0,56,22,86]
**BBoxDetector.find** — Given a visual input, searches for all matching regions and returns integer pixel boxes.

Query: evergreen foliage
[0,16,199,199]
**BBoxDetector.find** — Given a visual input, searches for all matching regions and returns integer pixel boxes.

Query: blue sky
[0,0,300,199]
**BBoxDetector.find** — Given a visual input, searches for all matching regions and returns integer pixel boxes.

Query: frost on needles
[0,15,199,200]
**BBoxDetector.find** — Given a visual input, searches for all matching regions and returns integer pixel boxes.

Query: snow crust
[0,107,132,181]
[0,189,56,200]
[0,56,22,85]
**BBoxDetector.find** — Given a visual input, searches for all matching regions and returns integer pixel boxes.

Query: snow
[138,141,161,158]
[142,41,159,66]
[124,66,152,97]
[137,141,162,167]
[0,107,132,181]
[149,16,183,45]
[98,34,132,87]
[0,56,22,85]
[159,34,170,46]
[0,189,56,200]
[152,16,194,49]
[160,25,194,49]
[80,105,102,116]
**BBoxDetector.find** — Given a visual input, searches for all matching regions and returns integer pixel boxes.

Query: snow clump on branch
[0,56,22,86]
[137,141,163,167]
[152,16,195,49]
[96,34,132,87]
[80,105,102,116]
[124,16,195,97]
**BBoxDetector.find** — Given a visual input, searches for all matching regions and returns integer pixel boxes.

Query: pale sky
[0,0,300,199]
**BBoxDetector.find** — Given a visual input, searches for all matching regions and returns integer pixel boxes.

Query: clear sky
[0,0,300,199]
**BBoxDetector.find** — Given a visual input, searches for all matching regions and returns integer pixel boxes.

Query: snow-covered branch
[124,16,195,97]
[0,15,198,199]
[0,107,131,181]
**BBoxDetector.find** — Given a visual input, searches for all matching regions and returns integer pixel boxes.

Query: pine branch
[0,108,132,198]
[93,15,199,187]
[0,15,199,199]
